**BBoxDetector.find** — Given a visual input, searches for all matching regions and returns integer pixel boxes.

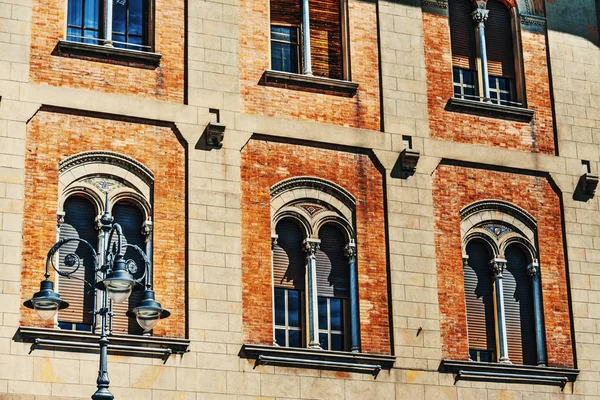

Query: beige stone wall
[0,0,599,399]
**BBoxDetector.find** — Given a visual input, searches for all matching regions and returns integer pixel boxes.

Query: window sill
[56,40,162,69]
[15,326,189,363]
[445,97,535,122]
[260,70,359,97]
[439,360,579,390]
[239,344,395,378]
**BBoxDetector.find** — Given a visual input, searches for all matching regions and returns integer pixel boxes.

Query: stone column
[491,258,510,363]
[472,0,490,101]
[105,0,114,46]
[345,241,360,352]
[301,0,313,75]
[304,238,321,349]
[527,261,547,366]
[271,235,278,345]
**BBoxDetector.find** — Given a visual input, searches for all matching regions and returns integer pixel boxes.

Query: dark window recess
[58,196,98,327]
[110,202,146,335]
[464,240,496,359]
[271,26,300,74]
[67,0,103,45]
[504,244,537,365]
[449,0,477,70]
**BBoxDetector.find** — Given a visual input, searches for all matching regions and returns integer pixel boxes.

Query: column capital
[271,234,278,250]
[472,1,489,24]
[490,258,507,278]
[344,241,357,259]
[142,220,153,236]
[303,238,320,255]
[57,211,65,228]
[527,261,540,277]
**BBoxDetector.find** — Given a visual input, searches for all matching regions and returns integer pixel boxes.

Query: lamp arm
[46,237,99,280]
[103,223,124,262]
[121,243,151,289]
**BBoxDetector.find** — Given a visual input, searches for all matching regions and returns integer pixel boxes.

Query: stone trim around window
[439,360,579,390]
[16,326,190,362]
[260,70,359,97]
[56,40,162,69]
[446,97,535,122]
[239,344,396,377]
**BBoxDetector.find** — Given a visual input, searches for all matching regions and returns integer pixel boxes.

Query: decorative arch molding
[58,151,154,221]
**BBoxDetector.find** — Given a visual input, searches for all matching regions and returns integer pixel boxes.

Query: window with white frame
[66,0,153,51]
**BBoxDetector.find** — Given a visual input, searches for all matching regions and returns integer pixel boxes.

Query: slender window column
[301,0,313,75]
[94,215,106,333]
[527,261,547,366]
[105,0,114,46]
[304,238,321,349]
[491,258,510,363]
[271,234,278,345]
[472,0,490,101]
[345,241,360,352]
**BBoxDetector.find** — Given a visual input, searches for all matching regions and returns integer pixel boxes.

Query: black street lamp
[24,183,169,400]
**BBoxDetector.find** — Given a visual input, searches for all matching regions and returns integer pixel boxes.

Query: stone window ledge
[260,70,359,97]
[56,40,162,69]
[239,344,395,378]
[445,97,535,122]
[439,360,579,390]
[15,326,189,363]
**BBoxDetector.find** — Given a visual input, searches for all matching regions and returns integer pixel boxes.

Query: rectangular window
[66,0,152,51]
[317,296,345,351]
[271,26,300,74]
[274,288,303,348]
[453,67,478,101]
[488,75,517,107]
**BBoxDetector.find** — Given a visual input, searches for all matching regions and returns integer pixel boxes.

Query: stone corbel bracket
[392,149,421,179]
[582,172,599,196]
[205,122,226,149]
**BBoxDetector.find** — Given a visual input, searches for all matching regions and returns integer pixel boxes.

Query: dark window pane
[129,0,143,36]
[488,78,497,89]
[113,1,127,35]
[318,297,327,329]
[462,70,473,85]
[288,290,301,327]
[469,349,477,361]
[275,329,286,346]
[452,67,460,83]
[113,34,126,48]
[274,288,285,326]
[58,321,72,330]
[128,35,143,46]
[319,333,328,350]
[498,78,507,91]
[480,351,492,362]
[331,334,344,351]
[84,0,100,30]
[289,330,301,348]
[330,298,342,331]
[76,323,92,331]
[464,87,475,97]
[453,86,461,96]
[68,0,83,27]
[67,27,81,42]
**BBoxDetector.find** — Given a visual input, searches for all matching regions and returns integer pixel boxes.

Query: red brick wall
[29,0,184,102]
[422,8,555,154]
[432,164,573,368]
[241,140,390,354]
[239,0,380,130]
[21,111,186,338]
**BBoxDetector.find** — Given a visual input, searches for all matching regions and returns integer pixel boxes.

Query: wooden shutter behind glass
[270,0,301,26]
[310,0,343,79]
[273,219,306,290]
[59,196,97,325]
[503,245,537,365]
[485,0,515,77]
[110,202,145,335]
[449,0,477,70]
[315,224,349,298]
[464,240,496,352]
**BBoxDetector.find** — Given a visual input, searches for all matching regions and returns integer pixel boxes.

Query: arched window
[270,177,359,352]
[450,0,522,106]
[461,200,545,366]
[56,151,154,335]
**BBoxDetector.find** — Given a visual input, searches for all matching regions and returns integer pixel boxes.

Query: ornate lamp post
[24,183,170,400]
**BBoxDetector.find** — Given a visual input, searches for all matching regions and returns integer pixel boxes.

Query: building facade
[0,0,599,398]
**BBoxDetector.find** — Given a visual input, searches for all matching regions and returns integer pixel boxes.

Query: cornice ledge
[18,83,198,125]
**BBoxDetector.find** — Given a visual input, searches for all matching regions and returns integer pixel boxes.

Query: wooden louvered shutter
[270,0,301,25]
[503,245,536,365]
[58,196,97,325]
[485,0,515,78]
[464,240,496,353]
[310,0,343,79]
[315,224,349,298]
[110,202,146,335]
[449,0,477,70]
[273,219,306,290]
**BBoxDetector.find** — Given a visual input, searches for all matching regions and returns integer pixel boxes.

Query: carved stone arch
[314,217,355,244]
[272,211,312,238]
[461,200,537,233]
[59,184,104,216]
[500,236,538,264]
[463,231,500,259]
[110,189,152,221]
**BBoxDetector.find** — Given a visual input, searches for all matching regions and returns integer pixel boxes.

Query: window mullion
[301,0,312,75]
[105,0,114,46]
[472,3,490,102]
[527,262,547,366]
[491,258,510,363]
